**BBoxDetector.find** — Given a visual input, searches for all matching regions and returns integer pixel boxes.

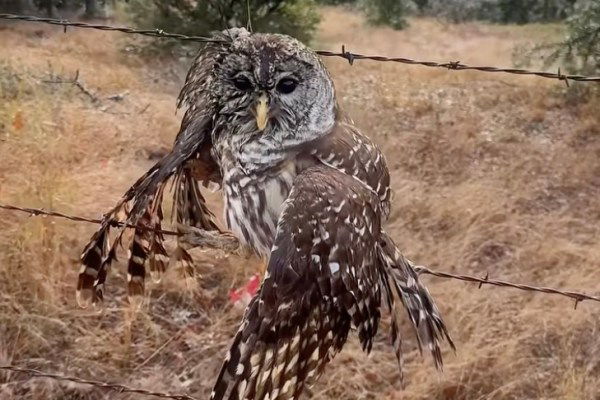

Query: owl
[77,28,454,399]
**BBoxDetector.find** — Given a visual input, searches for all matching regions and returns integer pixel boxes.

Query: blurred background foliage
[124,0,320,44]
[0,0,597,75]
[516,1,600,75]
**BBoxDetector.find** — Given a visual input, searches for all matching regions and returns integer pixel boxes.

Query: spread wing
[211,166,384,400]
[76,38,227,307]
[210,165,454,400]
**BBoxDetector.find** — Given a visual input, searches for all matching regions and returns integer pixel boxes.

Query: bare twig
[43,70,99,103]
[0,366,197,400]
[107,91,129,102]
[1,13,600,83]
[139,103,151,114]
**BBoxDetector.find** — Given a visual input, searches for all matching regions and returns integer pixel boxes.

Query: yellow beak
[255,92,269,131]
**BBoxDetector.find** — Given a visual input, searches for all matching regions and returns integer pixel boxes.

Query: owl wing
[76,38,232,307]
[77,107,220,307]
[310,120,391,217]
[212,166,385,400]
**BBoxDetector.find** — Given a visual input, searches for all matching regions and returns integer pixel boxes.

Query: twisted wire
[0,366,197,400]
[415,266,600,308]
[315,49,600,83]
[2,13,599,83]
[0,13,219,42]
[1,203,599,306]
[0,203,179,236]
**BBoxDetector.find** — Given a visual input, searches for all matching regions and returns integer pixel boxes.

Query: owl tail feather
[377,233,455,376]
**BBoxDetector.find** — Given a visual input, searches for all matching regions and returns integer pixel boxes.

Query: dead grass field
[1,6,599,400]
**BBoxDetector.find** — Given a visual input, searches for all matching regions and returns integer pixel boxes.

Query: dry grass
[1,7,600,400]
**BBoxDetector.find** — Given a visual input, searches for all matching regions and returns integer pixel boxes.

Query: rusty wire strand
[1,12,598,400]
[1,202,599,305]
[315,49,600,83]
[0,366,197,400]
[415,265,600,308]
[0,203,179,236]
[0,13,219,42]
[2,13,600,83]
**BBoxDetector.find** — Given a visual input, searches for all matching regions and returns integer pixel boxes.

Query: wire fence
[2,13,600,83]
[0,366,197,400]
[0,203,179,235]
[1,203,599,307]
[1,10,600,400]
[0,13,218,42]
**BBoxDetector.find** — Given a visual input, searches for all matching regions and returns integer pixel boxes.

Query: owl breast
[222,160,296,258]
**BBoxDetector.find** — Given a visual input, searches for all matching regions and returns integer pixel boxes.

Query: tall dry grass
[1,8,599,400]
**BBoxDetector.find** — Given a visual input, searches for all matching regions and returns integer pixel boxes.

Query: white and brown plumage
[77,28,454,399]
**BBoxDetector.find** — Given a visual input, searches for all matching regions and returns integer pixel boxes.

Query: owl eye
[276,78,298,94]
[233,76,253,91]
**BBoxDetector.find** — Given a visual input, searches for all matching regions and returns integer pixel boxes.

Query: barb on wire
[0,203,179,236]
[0,366,197,400]
[415,265,600,308]
[1,13,600,83]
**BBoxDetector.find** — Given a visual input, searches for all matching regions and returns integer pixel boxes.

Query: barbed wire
[414,266,600,309]
[317,48,600,84]
[0,366,197,400]
[2,11,599,400]
[0,13,219,42]
[1,202,599,306]
[2,13,600,83]
[0,203,179,236]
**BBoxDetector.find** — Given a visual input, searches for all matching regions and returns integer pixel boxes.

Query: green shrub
[361,0,416,30]
[546,0,600,74]
[125,0,320,46]
[517,0,599,74]
[425,0,577,24]
[316,0,356,4]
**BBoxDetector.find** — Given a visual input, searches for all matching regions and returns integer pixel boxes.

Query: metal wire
[2,13,599,83]
[0,366,197,400]
[0,13,219,42]
[1,203,599,306]
[315,49,600,83]
[0,203,179,236]
[415,266,600,308]
[2,12,599,399]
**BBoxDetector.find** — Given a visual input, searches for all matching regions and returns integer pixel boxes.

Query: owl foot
[178,225,240,253]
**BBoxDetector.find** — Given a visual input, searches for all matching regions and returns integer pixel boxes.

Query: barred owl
[77,28,453,399]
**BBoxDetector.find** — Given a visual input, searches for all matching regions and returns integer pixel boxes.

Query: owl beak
[255,92,270,131]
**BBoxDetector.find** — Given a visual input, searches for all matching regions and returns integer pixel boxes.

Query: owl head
[179,28,337,170]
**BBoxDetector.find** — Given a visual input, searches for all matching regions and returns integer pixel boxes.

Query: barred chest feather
[222,160,297,258]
